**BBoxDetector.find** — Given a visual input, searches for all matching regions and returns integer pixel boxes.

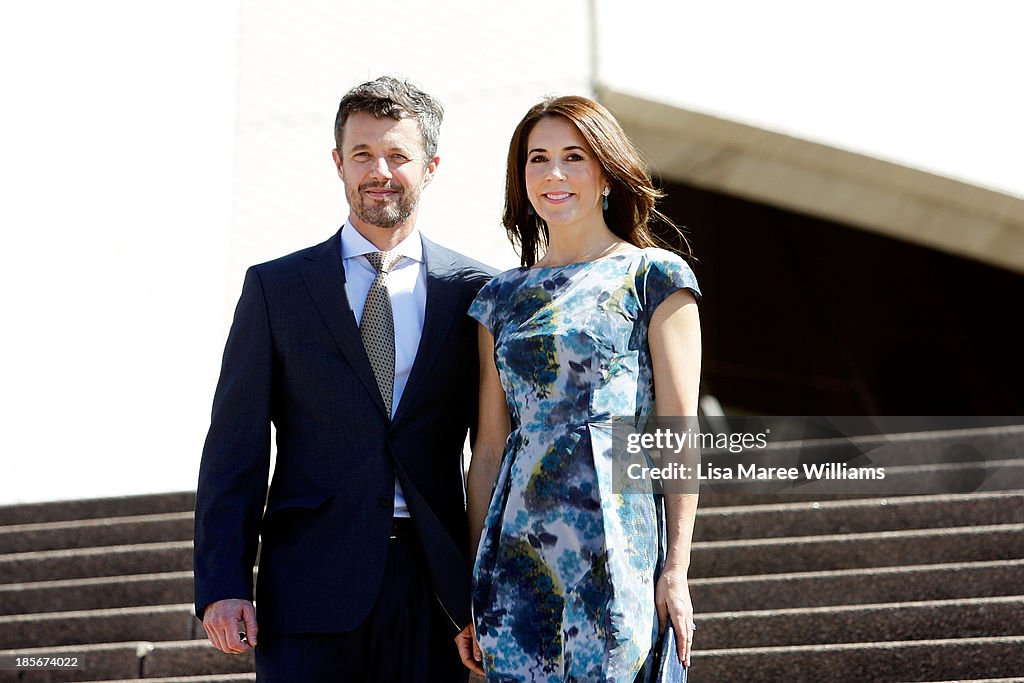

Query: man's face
[332,112,437,232]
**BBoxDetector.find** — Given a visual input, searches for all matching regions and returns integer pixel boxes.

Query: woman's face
[524,116,607,230]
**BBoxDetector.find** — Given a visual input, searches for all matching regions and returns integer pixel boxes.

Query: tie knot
[366,251,403,274]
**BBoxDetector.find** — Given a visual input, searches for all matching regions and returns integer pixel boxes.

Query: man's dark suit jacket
[194,227,494,635]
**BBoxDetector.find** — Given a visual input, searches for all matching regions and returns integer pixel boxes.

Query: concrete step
[0,641,253,683]
[6,569,1015,651]
[82,677,255,683]
[135,641,254,679]
[5,521,1019,587]
[2,491,1015,556]
[82,677,254,683]
[692,635,1024,682]
[0,513,194,554]
[0,493,195,527]
[691,559,1024,612]
[0,541,192,584]
[691,523,1024,578]
[0,572,195,616]
[740,423,1024,468]
[2,494,1013,561]
[694,491,1024,541]
[0,604,200,649]
[695,595,1024,650]
[906,679,1024,683]
[697,458,1024,507]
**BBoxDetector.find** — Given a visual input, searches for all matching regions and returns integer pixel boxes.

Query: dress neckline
[522,247,645,272]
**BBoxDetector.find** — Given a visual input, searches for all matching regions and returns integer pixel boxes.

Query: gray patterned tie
[361,251,403,413]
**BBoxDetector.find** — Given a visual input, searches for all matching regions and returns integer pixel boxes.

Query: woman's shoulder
[632,247,701,304]
[633,246,692,267]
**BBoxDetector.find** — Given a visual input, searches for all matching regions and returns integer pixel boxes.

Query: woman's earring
[527,204,535,216]
[602,187,610,211]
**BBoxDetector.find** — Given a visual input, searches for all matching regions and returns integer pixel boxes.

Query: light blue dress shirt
[340,221,427,518]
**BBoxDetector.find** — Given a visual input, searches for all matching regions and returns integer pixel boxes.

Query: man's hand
[202,598,258,653]
[454,622,484,674]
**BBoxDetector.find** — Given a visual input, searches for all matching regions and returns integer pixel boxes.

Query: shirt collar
[340,220,423,264]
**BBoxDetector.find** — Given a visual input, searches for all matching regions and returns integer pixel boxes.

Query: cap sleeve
[639,251,701,317]
[468,276,499,334]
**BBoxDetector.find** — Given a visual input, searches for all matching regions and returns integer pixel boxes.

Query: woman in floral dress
[456,96,701,682]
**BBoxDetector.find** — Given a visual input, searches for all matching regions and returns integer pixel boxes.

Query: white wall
[0,1,239,504]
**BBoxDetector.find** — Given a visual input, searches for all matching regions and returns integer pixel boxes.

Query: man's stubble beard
[348,182,420,230]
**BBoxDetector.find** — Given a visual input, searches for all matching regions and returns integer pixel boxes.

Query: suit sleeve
[193,266,274,619]
[463,272,495,452]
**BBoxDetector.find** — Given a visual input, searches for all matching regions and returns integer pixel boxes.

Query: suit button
[378,496,392,509]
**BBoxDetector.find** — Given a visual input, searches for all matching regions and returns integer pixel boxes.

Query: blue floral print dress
[468,248,700,682]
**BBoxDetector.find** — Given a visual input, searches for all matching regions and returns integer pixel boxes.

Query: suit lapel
[392,237,462,427]
[299,229,390,418]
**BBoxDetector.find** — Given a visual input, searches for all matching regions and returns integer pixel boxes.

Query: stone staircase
[1,425,1023,682]
[0,493,252,683]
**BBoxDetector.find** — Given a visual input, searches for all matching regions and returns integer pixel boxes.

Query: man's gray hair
[334,76,444,160]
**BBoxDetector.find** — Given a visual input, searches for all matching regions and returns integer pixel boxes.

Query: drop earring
[602,187,610,211]
[527,204,535,216]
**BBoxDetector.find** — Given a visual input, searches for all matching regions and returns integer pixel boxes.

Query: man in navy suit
[194,76,494,682]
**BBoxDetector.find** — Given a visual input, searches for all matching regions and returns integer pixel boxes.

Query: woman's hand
[454,621,485,675]
[655,565,695,668]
